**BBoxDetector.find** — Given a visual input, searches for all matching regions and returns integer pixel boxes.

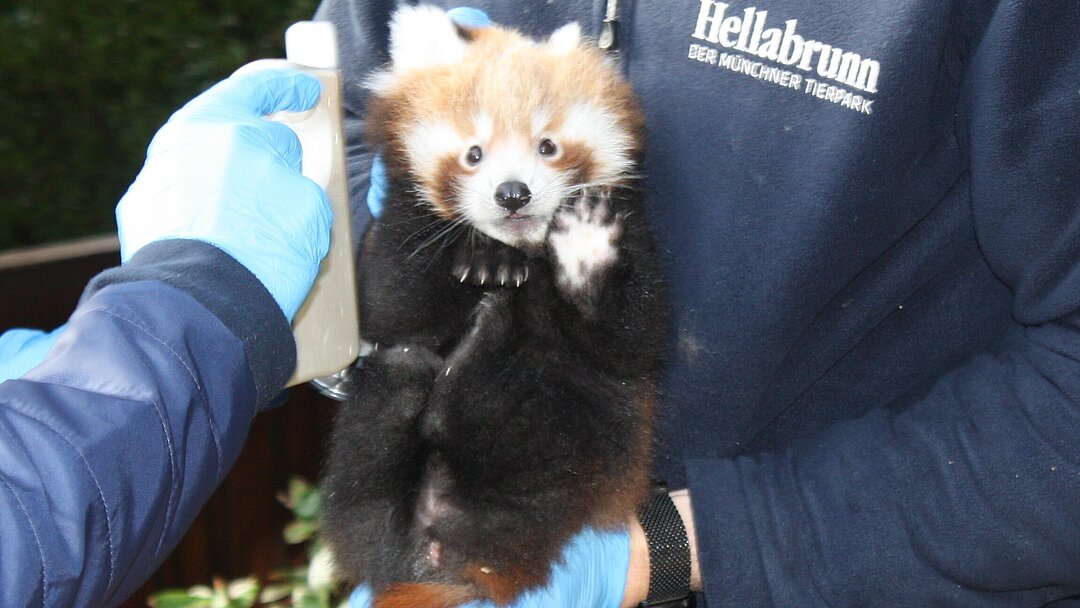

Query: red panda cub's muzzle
[493,181,531,214]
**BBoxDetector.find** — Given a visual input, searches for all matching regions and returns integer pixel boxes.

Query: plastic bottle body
[236,23,360,386]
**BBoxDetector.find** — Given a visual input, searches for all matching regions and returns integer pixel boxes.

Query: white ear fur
[388,5,470,72]
[547,22,582,54]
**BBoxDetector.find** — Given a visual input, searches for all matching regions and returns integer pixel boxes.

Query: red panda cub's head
[365,5,644,251]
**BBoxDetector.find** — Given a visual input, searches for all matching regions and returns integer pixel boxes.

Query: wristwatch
[637,485,695,608]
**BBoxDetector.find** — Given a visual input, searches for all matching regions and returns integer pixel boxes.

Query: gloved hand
[116,68,332,321]
[348,526,631,608]
[364,7,494,219]
[445,6,494,28]
[0,325,67,383]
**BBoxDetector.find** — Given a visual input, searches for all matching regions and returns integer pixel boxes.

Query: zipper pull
[598,0,619,52]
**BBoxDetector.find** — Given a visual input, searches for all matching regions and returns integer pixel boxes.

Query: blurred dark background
[0,1,339,606]
[0,0,321,250]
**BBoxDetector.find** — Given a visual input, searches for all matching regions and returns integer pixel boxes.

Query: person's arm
[0,243,289,606]
[685,4,1080,604]
[621,489,701,607]
[0,68,331,606]
[484,2,1080,606]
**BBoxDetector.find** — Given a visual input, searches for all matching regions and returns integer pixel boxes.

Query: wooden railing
[0,236,337,607]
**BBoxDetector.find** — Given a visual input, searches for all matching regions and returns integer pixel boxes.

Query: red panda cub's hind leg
[321,343,445,593]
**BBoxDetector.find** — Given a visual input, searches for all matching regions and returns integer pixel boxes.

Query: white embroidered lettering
[687,1,882,113]
[776,19,803,66]
[692,0,730,44]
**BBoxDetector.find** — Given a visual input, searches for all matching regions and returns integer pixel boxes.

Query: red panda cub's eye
[538,139,557,157]
[466,145,484,166]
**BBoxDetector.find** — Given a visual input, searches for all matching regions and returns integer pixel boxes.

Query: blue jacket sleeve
[688,4,1080,606]
[0,239,295,606]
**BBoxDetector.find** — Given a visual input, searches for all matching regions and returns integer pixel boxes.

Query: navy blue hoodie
[315,0,1080,605]
[0,241,297,606]
[4,1,1076,605]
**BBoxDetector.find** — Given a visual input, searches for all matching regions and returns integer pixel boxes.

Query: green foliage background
[0,0,321,250]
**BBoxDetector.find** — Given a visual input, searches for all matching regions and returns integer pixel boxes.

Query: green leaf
[147,590,211,608]
[293,587,326,608]
[281,477,322,524]
[306,545,337,590]
[188,585,215,598]
[259,583,293,603]
[226,577,260,605]
[280,477,311,510]
[293,486,323,521]
[284,519,317,545]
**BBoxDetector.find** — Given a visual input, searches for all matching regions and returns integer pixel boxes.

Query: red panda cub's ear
[547,22,583,54]
[387,5,470,72]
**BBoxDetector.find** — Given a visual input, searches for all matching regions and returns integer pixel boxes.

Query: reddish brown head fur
[363,10,645,249]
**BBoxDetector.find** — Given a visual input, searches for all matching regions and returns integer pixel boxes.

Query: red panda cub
[322,6,669,607]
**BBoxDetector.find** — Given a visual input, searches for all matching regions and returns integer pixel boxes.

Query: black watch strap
[637,486,695,608]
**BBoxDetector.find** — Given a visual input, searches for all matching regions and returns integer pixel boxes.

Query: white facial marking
[473,111,494,143]
[531,107,555,140]
[404,120,464,184]
[561,103,635,183]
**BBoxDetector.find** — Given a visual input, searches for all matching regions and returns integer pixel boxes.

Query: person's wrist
[623,489,701,608]
[669,490,701,591]
[623,517,651,607]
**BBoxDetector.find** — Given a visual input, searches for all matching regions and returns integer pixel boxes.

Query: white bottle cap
[285,21,339,70]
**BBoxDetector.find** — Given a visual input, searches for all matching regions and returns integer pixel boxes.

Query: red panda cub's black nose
[494,181,532,212]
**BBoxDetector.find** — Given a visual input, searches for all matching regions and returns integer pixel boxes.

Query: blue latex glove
[116,68,332,321]
[0,325,67,383]
[348,526,630,608]
[364,7,493,219]
[366,154,388,219]
[445,6,494,28]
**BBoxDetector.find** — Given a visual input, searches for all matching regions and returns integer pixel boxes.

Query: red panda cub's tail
[372,583,475,608]
[374,563,528,608]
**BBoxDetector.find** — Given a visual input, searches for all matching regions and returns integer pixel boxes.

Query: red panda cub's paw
[451,232,531,287]
[548,188,623,313]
